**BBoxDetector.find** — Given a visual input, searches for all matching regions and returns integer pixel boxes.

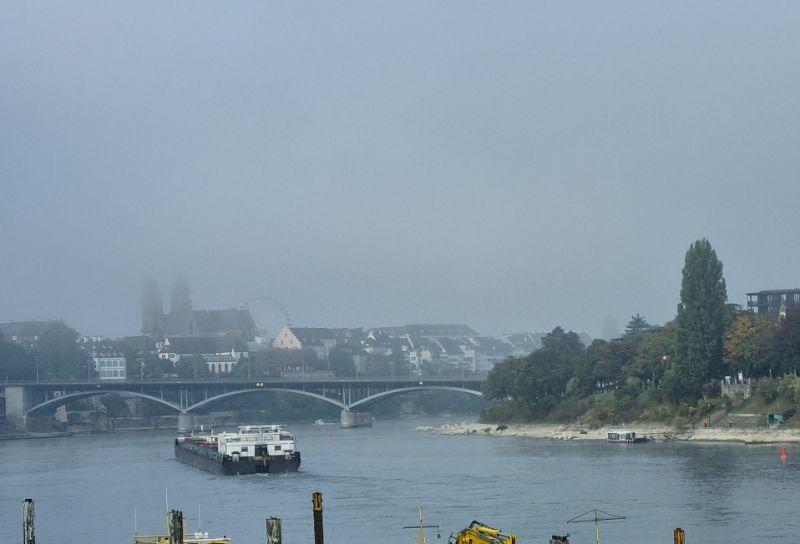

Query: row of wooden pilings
[20,492,327,544]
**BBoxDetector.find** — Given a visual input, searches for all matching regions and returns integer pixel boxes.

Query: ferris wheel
[245,296,292,342]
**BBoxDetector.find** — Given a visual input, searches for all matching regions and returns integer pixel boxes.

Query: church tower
[168,275,195,335]
[141,278,164,337]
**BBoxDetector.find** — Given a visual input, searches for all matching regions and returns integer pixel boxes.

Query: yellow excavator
[448,521,518,544]
[448,521,570,544]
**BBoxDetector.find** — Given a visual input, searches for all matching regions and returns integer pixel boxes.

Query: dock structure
[266,517,282,544]
[168,509,184,544]
[312,492,324,544]
[23,499,35,544]
[16,494,689,544]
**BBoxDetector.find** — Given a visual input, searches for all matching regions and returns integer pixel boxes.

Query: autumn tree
[724,313,776,378]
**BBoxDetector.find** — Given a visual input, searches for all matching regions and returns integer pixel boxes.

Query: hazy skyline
[2,3,799,338]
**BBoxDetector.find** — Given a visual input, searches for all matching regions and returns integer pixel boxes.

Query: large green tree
[670,239,727,400]
[0,332,34,380]
[625,322,676,387]
[175,355,212,379]
[769,308,800,376]
[328,347,356,377]
[38,321,94,379]
[576,338,636,394]
[484,327,584,416]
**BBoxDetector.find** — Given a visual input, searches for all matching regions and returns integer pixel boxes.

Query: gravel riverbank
[425,422,800,444]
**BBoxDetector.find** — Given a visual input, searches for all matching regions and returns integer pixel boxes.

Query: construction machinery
[448,521,517,544]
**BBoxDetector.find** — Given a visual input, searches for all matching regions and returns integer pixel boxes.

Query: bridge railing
[3,375,486,387]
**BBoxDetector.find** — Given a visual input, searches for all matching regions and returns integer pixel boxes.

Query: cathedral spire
[141,277,164,337]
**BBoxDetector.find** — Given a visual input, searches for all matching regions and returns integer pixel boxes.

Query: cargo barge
[174,424,301,475]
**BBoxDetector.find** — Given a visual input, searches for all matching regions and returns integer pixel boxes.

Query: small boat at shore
[606,430,650,443]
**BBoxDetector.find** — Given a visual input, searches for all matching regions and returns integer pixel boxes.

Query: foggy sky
[2,2,799,339]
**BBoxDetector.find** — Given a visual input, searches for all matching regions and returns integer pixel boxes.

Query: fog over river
[1,417,798,543]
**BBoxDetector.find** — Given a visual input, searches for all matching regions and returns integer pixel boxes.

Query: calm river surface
[1,417,799,543]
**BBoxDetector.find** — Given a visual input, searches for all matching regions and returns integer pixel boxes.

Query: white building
[158,336,249,374]
[91,350,127,380]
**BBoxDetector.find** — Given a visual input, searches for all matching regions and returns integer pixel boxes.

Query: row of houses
[0,318,587,379]
[271,325,566,376]
[85,335,250,378]
[85,324,513,380]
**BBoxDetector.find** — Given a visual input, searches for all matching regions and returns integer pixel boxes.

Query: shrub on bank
[480,400,532,423]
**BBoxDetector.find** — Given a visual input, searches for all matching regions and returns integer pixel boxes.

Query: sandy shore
[423,422,800,444]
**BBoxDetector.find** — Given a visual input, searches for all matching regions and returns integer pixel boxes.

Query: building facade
[158,336,249,374]
[747,289,800,317]
[141,278,256,339]
[272,326,352,360]
[90,349,127,380]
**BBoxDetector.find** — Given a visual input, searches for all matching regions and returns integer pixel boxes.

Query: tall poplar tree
[671,239,727,399]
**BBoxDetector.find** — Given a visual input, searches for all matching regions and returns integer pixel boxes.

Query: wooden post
[312,492,324,544]
[23,499,35,544]
[168,509,184,544]
[674,528,685,544]
[266,517,282,544]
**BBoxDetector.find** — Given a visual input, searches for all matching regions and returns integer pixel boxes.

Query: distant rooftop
[288,327,351,346]
[162,336,247,355]
[374,324,479,337]
[746,288,800,296]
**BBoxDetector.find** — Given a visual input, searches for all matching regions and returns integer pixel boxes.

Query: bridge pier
[177,413,194,434]
[4,385,33,431]
[340,409,373,429]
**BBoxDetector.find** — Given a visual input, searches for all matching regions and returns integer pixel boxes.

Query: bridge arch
[186,388,346,413]
[27,391,182,416]
[348,385,483,410]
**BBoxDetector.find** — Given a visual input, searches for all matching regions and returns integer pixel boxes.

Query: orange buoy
[780,447,788,462]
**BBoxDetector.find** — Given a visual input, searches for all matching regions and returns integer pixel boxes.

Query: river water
[1,417,798,543]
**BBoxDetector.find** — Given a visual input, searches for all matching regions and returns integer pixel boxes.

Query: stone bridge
[0,377,485,431]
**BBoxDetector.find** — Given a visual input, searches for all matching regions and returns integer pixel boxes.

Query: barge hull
[174,441,300,475]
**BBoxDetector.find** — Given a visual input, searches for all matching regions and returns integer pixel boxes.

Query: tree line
[0,321,94,381]
[483,239,800,424]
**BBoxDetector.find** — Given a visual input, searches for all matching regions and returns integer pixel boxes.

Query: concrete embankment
[427,422,800,444]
